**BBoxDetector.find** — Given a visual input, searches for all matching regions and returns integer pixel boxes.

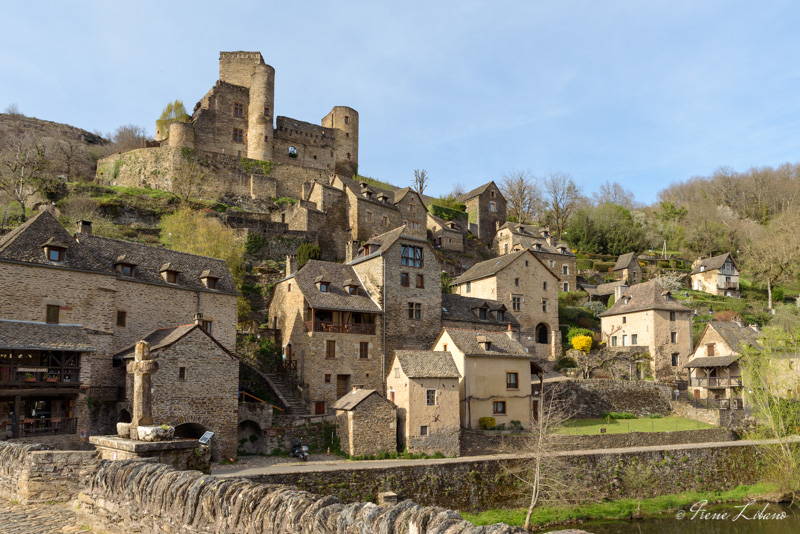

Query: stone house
[0,211,238,443]
[581,280,627,307]
[493,223,577,292]
[433,328,544,430]
[333,388,397,457]
[684,321,759,406]
[113,321,239,459]
[612,252,643,285]
[690,253,741,298]
[599,280,693,382]
[387,350,461,456]
[427,213,465,252]
[441,293,520,336]
[349,225,443,374]
[457,182,506,244]
[267,259,383,415]
[451,249,561,360]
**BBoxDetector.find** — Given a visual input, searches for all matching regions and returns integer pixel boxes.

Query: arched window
[536,323,549,344]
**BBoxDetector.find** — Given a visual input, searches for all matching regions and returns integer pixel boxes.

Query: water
[559,503,800,534]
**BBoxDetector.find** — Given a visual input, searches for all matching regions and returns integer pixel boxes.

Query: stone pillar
[127,341,159,440]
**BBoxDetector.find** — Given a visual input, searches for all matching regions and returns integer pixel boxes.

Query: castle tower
[322,106,359,177]
[247,63,275,161]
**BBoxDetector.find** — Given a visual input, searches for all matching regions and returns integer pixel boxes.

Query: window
[491,190,495,198]
[479,308,487,320]
[324,374,331,383]
[707,344,715,356]
[287,283,291,292]
[506,372,519,390]
[543,281,547,291]
[232,128,244,143]
[344,116,349,124]
[204,277,219,290]
[116,311,127,327]
[394,368,400,378]
[541,299,548,313]
[493,401,507,415]
[426,389,436,406]
[264,107,270,116]
[497,311,505,322]
[408,302,422,320]
[410,203,416,214]
[420,425,428,436]
[562,265,568,275]
[671,353,680,366]
[466,281,471,293]
[670,311,676,321]
[611,336,618,347]
[512,296,522,311]
[46,305,59,324]
[233,103,244,117]
[443,343,448,351]
[401,273,409,287]
[525,260,529,266]
[201,320,212,334]
[366,211,372,222]
[178,367,186,380]
[489,202,496,213]
[288,146,297,158]
[359,342,369,359]
[390,390,395,403]
[165,271,178,284]
[319,282,328,292]
[563,282,569,292]
[515,278,520,286]
[326,340,336,359]
[381,216,388,226]
[409,221,419,230]
[46,247,63,262]
[671,332,677,343]
[348,286,358,295]
[548,260,554,267]
[401,245,423,267]
[631,334,638,345]
[622,316,627,324]
[416,274,424,288]
[120,264,135,277]
[622,334,628,346]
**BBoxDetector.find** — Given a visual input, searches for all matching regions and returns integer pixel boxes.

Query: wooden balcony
[304,321,376,335]
[0,364,80,388]
[19,417,77,437]
[689,376,743,388]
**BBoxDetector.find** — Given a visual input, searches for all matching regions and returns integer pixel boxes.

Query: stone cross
[126,341,159,440]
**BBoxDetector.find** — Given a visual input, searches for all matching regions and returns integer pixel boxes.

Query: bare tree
[0,135,51,221]
[412,169,428,196]
[499,169,540,224]
[111,124,149,152]
[451,182,466,199]
[171,159,209,204]
[3,103,23,117]
[542,170,582,240]
[743,210,800,309]
[593,180,636,209]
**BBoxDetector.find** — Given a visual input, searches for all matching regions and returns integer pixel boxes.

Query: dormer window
[535,244,542,251]
[315,275,330,292]
[560,247,566,254]
[47,247,64,263]
[320,282,328,292]
[119,263,135,277]
[348,286,358,295]
[479,308,487,321]
[200,270,219,289]
[497,310,505,322]
[477,336,492,351]
[700,266,706,272]
[160,263,180,284]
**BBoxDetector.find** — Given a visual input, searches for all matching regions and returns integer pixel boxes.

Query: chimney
[345,241,359,263]
[545,235,555,246]
[614,284,629,303]
[76,220,93,235]
[286,254,298,278]
[194,313,203,325]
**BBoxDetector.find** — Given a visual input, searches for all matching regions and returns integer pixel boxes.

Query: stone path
[213,436,800,476]
[0,499,93,534]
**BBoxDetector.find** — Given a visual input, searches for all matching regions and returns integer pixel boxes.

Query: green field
[553,415,716,435]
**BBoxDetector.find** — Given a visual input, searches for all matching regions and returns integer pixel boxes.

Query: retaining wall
[556,379,673,418]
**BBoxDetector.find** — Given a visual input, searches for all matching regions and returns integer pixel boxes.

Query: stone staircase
[264,372,308,415]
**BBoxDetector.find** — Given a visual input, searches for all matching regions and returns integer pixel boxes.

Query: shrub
[583,301,606,317]
[559,291,586,307]
[479,417,496,430]
[296,243,321,267]
[576,258,594,270]
[566,327,594,343]
[773,288,785,303]
[594,261,615,272]
[571,335,593,353]
[602,412,636,419]
[430,203,466,221]
[555,356,577,370]
[244,233,266,254]
[648,414,663,419]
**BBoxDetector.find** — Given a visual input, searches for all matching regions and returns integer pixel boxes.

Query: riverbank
[461,483,782,530]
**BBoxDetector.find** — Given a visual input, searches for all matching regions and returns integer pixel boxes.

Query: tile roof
[684,355,740,368]
[443,328,538,364]
[707,321,760,355]
[291,260,381,313]
[690,253,735,275]
[441,293,519,326]
[332,388,381,410]
[0,319,97,352]
[454,249,557,285]
[456,181,497,203]
[75,233,237,295]
[598,280,691,317]
[395,350,460,378]
[613,252,637,272]
[0,211,110,273]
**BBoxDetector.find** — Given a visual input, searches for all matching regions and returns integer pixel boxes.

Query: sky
[2,1,799,204]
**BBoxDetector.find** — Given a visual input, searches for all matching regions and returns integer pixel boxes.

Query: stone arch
[237,419,265,455]
[535,323,549,345]
[118,409,131,423]
[174,422,207,439]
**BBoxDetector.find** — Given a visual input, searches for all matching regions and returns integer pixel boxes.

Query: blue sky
[2,1,799,204]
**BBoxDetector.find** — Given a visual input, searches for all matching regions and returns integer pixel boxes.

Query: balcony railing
[304,321,376,335]
[19,417,77,437]
[0,365,80,387]
[690,377,743,388]
[688,397,744,410]
[717,282,739,290]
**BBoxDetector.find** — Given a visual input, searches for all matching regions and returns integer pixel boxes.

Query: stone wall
[76,459,523,533]
[556,379,674,418]
[337,393,396,457]
[0,441,98,504]
[460,427,738,456]
[672,401,747,428]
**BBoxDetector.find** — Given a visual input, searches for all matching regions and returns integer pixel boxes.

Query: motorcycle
[289,438,309,461]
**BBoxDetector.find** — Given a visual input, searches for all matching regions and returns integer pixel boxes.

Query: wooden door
[336,375,350,398]
[314,402,326,415]
[693,389,701,400]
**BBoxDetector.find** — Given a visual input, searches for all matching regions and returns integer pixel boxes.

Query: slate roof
[457,182,497,202]
[0,211,110,273]
[598,280,691,317]
[427,213,465,233]
[75,233,237,295]
[0,319,97,352]
[443,329,539,365]
[290,260,381,313]
[395,350,460,379]
[441,294,519,326]
[684,355,740,368]
[391,187,427,211]
[350,225,429,263]
[454,249,557,285]
[690,253,735,275]
[113,323,234,362]
[581,280,626,297]
[332,389,380,410]
[613,252,637,272]
[705,321,760,355]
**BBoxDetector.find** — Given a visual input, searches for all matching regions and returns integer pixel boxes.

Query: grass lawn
[553,415,716,435]
[461,483,778,528]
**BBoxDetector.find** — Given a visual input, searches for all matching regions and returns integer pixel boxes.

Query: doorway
[336,375,350,398]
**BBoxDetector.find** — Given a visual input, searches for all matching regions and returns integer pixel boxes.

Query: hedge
[576,259,594,270]
[593,261,615,272]
[430,204,467,221]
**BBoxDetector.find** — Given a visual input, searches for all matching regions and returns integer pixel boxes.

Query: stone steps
[265,373,308,415]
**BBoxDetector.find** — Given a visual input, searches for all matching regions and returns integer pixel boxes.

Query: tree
[4,103,22,116]
[156,100,191,140]
[593,180,636,209]
[541,170,582,240]
[450,182,466,198]
[593,203,647,256]
[296,243,321,267]
[499,169,540,224]
[743,210,800,309]
[564,208,600,253]
[111,124,149,152]
[412,169,428,196]
[0,135,52,221]
[170,159,209,204]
